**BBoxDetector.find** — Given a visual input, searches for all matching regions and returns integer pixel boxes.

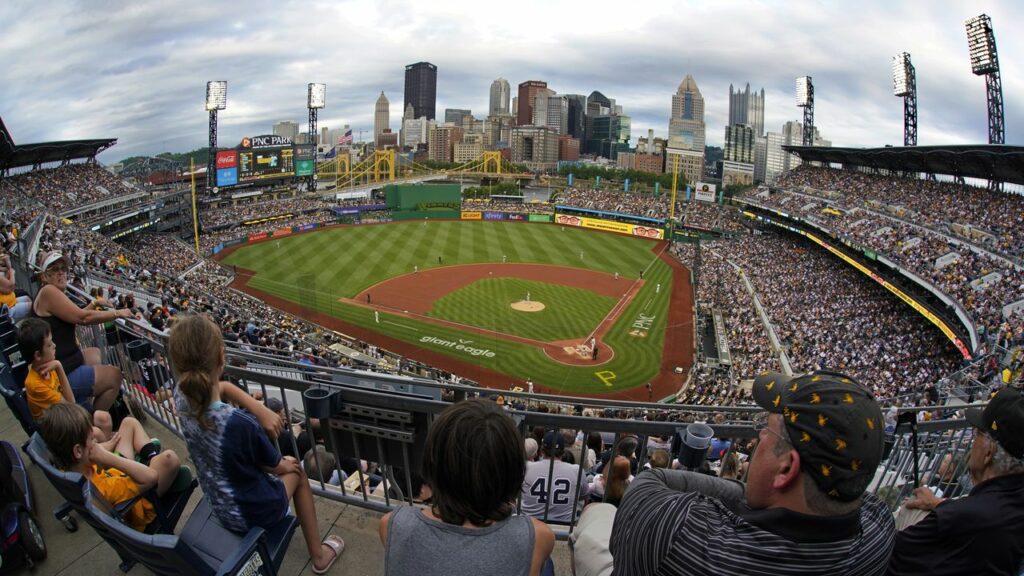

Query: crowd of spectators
[461,199,553,214]
[120,235,200,277]
[679,201,745,232]
[726,231,963,401]
[777,165,1024,260]
[671,230,970,404]
[201,197,332,228]
[3,163,139,214]
[671,242,778,407]
[746,173,1024,347]
[558,187,670,220]
[199,212,337,253]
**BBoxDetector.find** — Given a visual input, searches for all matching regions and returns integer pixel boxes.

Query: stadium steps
[0,400,573,575]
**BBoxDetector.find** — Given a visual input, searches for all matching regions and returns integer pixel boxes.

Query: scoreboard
[216,135,314,188]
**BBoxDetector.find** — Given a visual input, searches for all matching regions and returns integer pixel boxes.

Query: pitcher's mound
[511,300,545,312]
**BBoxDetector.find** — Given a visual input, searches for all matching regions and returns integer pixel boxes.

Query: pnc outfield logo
[420,336,497,358]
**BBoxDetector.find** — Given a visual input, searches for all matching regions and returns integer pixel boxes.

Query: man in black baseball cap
[611,369,896,576]
[888,387,1024,575]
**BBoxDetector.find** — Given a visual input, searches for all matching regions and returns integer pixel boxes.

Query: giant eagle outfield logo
[419,336,497,358]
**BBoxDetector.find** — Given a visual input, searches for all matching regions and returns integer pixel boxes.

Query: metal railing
[93,318,989,542]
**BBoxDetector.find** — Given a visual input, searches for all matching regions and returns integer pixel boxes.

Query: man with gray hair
[887,387,1024,575]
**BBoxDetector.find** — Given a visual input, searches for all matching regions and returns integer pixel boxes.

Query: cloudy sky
[1,0,1021,163]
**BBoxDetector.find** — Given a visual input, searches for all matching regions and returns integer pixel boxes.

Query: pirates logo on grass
[628,328,648,338]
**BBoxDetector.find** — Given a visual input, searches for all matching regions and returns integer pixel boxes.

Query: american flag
[338,129,353,145]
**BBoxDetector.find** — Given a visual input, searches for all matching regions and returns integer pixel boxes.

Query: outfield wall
[554,213,665,239]
[461,211,553,222]
[385,183,461,217]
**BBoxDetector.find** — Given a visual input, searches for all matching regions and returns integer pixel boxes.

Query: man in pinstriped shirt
[610,370,895,575]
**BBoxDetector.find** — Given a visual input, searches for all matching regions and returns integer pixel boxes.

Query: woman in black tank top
[32,252,133,411]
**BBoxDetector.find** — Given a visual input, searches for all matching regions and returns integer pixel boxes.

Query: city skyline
[1,0,1021,163]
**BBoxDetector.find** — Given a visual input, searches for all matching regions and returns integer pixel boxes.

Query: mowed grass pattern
[426,278,616,342]
[222,221,676,393]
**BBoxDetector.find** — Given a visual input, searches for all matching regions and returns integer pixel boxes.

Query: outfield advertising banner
[461,211,482,220]
[212,243,224,255]
[508,213,527,221]
[272,228,292,238]
[248,232,270,242]
[528,214,553,223]
[554,214,665,239]
[483,212,506,221]
[298,223,317,232]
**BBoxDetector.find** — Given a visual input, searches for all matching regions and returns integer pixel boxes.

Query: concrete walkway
[0,401,573,575]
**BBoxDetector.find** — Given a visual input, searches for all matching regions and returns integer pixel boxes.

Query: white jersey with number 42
[520,459,587,522]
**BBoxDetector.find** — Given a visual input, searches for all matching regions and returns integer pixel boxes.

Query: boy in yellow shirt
[39,403,186,531]
[17,317,112,438]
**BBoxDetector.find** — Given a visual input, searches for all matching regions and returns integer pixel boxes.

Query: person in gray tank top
[380,399,555,576]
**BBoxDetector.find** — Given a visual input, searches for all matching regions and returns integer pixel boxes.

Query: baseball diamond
[219,220,694,399]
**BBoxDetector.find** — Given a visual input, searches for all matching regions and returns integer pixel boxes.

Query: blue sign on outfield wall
[217,167,238,186]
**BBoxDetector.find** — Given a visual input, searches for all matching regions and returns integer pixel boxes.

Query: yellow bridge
[316,150,533,190]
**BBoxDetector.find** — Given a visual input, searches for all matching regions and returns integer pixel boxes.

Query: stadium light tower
[795,76,814,147]
[965,14,1004,145]
[892,53,917,146]
[307,83,326,192]
[205,81,227,192]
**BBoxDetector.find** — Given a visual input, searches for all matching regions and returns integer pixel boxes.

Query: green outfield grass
[222,221,677,393]
[426,277,617,342]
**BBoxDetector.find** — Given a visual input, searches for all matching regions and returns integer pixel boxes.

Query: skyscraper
[374,92,390,146]
[667,74,706,184]
[545,95,568,135]
[273,121,299,142]
[724,124,755,163]
[583,91,629,159]
[445,109,472,125]
[517,80,547,126]
[564,94,587,139]
[728,83,765,136]
[489,78,510,116]
[668,75,706,151]
[404,62,437,121]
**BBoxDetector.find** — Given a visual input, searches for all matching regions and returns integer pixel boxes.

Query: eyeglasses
[753,412,792,447]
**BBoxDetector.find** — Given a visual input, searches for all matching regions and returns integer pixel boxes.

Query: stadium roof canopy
[0,117,116,172]
[783,144,1024,186]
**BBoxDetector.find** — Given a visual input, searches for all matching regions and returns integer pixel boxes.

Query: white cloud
[0,0,1020,162]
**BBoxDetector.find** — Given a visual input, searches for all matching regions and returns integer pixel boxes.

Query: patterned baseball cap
[752,370,885,502]
[965,387,1024,459]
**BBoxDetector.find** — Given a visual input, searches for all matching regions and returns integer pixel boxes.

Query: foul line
[382,320,419,331]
